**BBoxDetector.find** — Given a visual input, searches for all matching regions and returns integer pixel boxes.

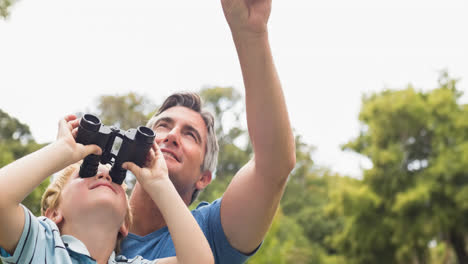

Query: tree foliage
[0,109,48,216]
[94,92,157,129]
[0,0,17,19]
[196,87,250,203]
[335,72,466,264]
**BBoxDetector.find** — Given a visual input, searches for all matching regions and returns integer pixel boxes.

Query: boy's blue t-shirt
[121,198,259,264]
[0,205,157,264]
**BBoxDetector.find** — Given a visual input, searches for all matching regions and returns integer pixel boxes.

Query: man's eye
[187,132,196,140]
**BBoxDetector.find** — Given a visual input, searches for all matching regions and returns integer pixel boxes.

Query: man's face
[151,106,208,197]
[59,165,129,229]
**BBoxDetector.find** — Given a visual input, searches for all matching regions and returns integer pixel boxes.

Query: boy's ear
[44,208,64,225]
[195,170,212,190]
[119,222,129,238]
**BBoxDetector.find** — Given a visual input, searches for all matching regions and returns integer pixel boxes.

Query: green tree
[276,135,348,264]
[94,92,157,129]
[0,0,17,18]
[0,109,48,216]
[196,86,251,203]
[336,72,467,264]
[247,209,317,264]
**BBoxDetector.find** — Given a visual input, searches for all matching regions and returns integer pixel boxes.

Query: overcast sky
[1,0,467,177]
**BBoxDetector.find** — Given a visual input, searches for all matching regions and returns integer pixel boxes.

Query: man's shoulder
[194,197,222,210]
[191,198,222,221]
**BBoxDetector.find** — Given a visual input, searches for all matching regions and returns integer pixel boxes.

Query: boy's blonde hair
[40,163,132,253]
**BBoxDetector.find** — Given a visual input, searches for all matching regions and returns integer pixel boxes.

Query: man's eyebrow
[153,117,202,144]
[153,117,173,128]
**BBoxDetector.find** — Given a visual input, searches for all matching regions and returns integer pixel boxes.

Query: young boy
[0,115,214,264]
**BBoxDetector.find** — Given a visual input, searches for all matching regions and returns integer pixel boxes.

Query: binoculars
[75,114,155,184]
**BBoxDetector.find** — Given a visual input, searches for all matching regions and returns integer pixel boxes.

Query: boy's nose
[97,172,112,182]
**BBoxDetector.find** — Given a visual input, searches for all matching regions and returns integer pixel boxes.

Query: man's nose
[163,129,180,147]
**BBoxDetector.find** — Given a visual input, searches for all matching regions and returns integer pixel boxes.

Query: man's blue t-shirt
[121,198,259,264]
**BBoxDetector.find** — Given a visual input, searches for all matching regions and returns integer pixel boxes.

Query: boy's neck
[60,214,119,264]
[129,182,167,236]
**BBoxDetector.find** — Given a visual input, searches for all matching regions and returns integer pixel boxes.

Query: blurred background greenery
[1,72,467,264]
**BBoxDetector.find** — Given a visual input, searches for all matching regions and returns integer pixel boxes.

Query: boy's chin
[70,199,126,224]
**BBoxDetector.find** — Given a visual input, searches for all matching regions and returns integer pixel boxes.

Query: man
[121,0,296,263]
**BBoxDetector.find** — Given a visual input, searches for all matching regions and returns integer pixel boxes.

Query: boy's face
[57,165,129,230]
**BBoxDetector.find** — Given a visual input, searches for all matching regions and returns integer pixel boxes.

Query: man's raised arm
[219,0,296,254]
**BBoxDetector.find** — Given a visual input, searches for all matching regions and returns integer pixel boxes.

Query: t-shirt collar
[61,235,92,256]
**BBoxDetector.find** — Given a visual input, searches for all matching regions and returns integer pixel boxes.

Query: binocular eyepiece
[76,114,155,184]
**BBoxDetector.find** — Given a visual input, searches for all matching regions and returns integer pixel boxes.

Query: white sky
[1,0,467,178]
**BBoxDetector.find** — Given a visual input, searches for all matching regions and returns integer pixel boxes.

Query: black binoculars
[75,114,155,184]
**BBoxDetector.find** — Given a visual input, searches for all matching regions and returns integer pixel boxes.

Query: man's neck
[129,183,167,236]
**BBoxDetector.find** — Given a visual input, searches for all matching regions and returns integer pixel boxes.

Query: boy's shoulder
[1,206,158,264]
[0,206,67,263]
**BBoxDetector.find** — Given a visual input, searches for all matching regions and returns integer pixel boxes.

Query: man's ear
[44,208,64,225]
[119,222,129,238]
[195,170,212,190]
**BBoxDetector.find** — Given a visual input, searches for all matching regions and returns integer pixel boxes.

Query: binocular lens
[136,126,156,144]
[81,114,102,132]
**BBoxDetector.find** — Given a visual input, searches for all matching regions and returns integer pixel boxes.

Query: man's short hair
[41,163,132,254]
[146,92,219,204]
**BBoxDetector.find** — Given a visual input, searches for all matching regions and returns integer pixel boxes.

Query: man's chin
[165,160,180,174]
[162,152,180,163]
